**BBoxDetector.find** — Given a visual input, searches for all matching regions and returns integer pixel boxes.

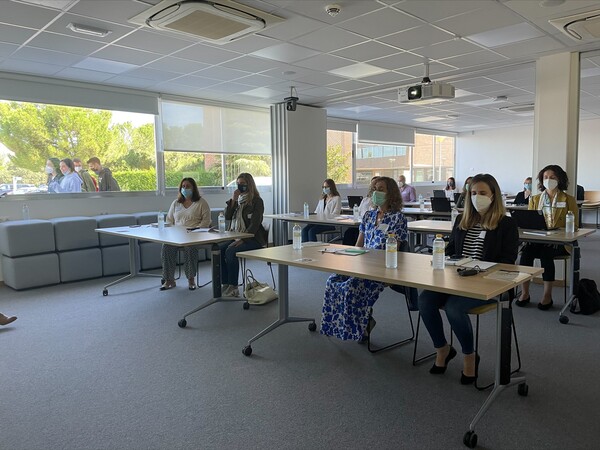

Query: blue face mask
[181,188,192,198]
[524,183,532,191]
[322,187,331,195]
[372,191,386,207]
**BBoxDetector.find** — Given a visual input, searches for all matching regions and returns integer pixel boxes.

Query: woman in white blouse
[160,177,211,291]
[301,178,342,242]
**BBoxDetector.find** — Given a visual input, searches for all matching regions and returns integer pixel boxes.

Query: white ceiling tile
[301,86,344,97]
[294,71,346,86]
[93,45,161,65]
[121,67,180,82]
[67,0,150,27]
[104,75,157,89]
[73,57,138,74]
[412,38,482,60]
[337,7,419,39]
[258,15,326,41]
[368,51,426,70]
[329,63,388,79]
[198,82,256,94]
[360,71,409,85]
[395,1,495,23]
[328,79,376,92]
[242,87,285,99]
[13,46,84,66]
[379,25,455,50]
[27,32,105,55]
[0,23,38,45]
[0,0,60,28]
[220,55,283,73]
[292,53,354,71]
[332,41,400,62]
[18,0,75,9]
[486,66,536,82]
[55,67,115,82]
[440,50,507,68]
[114,29,194,54]
[234,74,280,88]
[251,43,321,64]
[167,75,221,89]
[494,36,565,59]
[194,66,251,81]
[436,4,524,37]
[291,27,366,53]
[0,58,63,76]
[171,43,240,65]
[467,23,545,48]
[0,42,19,57]
[280,1,382,25]
[44,13,134,43]
[399,62,456,77]
[218,34,279,54]
[145,56,209,74]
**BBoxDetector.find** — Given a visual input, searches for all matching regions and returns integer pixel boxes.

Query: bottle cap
[436,234,442,238]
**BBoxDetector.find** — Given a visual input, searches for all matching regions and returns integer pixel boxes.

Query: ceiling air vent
[499,104,535,115]
[129,0,284,44]
[549,9,600,41]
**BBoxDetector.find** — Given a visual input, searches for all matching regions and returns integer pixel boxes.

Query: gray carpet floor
[1,233,599,450]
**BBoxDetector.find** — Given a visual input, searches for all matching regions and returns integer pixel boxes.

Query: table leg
[242,263,316,356]
[559,243,580,324]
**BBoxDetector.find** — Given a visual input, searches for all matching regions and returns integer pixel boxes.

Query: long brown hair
[459,173,506,230]
[321,178,340,199]
[377,176,403,212]
[237,172,260,203]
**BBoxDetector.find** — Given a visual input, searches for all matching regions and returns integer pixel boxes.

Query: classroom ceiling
[2,0,600,132]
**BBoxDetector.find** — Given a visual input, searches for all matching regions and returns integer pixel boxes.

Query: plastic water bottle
[157,211,165,230]
[502,193,507,206]
[565,210,575,236]
[385,233,398,269]
[218,212,226,233]
[22,204,30,220]
[419,194,425,211]
[451,207,459,226]
[292,223,302,250]
[303,202,309,218]
[353,204,360,221]
[432,234,445,270]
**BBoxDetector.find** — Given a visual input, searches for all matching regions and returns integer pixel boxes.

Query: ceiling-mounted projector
[399,82,455,103]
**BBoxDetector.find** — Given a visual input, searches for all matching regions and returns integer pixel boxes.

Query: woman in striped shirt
[418,173,519,385]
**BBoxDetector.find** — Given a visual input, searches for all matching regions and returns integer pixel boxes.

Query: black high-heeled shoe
[515,296,530,307]
[537,299,553,310]
[460,354,481,385]
[430,346,457,374]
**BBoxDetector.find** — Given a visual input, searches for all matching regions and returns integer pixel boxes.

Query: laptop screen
[347,196,363,208]
[433,190,446,198]
[511,210,556,230]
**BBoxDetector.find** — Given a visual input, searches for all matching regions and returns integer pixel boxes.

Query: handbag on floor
[570,278,600,315]
[244,269,278,305]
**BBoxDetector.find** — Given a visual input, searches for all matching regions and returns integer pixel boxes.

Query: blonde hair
[459,173,506,231]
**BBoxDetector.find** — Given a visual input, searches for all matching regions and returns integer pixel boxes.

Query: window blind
[358,121,415,145]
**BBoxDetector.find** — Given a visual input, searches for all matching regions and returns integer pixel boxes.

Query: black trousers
[519,243,568,282]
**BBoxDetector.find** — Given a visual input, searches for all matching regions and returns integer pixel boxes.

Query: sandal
[188,278,197,291]
[159,281,176,291]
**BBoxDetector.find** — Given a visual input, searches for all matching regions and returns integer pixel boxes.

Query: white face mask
[75,166,82,172]
[398,181,404,187]
[543,178,558,191]
[45,166,54,174]
[471,194,493,213]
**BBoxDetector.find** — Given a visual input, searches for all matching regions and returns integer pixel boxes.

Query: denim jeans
[218,239,263,286]
[301,224,336,242]
[418,290,495,354]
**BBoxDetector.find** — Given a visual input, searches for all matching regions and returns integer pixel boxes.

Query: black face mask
[237,184,248,192]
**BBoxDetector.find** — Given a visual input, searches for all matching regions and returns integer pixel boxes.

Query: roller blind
[327,117,357,132]
[358,121,415,145]
[162,100,271,154]
[0,74,158,115]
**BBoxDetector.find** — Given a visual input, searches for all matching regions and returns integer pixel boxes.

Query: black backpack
[570,279,600,315]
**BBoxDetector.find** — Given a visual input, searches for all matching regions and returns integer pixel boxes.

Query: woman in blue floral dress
[321,176,408,341]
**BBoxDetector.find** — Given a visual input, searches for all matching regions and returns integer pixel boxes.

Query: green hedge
[112,169,222,191]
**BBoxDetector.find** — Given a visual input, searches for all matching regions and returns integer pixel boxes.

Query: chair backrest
[453,192,461,203]
[348,195,363,208]
[430,197,452,212]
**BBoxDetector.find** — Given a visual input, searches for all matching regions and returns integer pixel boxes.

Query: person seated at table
[301,178,342,242]
[398,175,416,203]
[514,177,532,205]
[516,165,578,310]
[219,173,268,297]
[418,173,519,384]
[445,177,457,200]
[160,177,211,291]
[455,176,473,209]
[0,312,17,326]
[321,176,408,341]
[342,176,378,245]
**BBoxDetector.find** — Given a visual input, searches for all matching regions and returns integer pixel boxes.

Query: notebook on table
[511,210,558,233]
[347,196,363,208]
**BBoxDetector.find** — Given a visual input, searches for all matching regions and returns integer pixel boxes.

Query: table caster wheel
[102,289,108,296]
[243,301,250,310]
[308,322,317,332]
[518,382,528,397]
[178,319,187,328]
[559,315,569,324]
[463,430,477,448]
[242,345,252,356]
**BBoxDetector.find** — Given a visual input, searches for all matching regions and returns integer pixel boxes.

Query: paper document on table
[484,271,531,283]
[321,247,368,256]
[301,241,329,247]
[335,215,353,220]
[458,260,497,270]
[445,256,473,266]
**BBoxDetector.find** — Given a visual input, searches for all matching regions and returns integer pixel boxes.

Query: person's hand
[232,189,241,202]
[228,239,243,248]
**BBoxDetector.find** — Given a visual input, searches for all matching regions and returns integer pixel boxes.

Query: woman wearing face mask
[53,158,82,193]
[398,175,416,203]
[321,176,408,341]
[455,176,473,209]
[45,157,64,193]
[516,165,578,310]
[418,173,519,385]
[160,178,211,291]
[342,176,379,245]
[219,173,267,297]
[445,177,457,199]
[514,177,533,205]
[301,179,342,242]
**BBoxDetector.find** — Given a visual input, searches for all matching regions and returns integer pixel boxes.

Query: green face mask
[372,191,386,207]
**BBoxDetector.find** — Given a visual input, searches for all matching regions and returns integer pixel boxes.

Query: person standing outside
[55,158,82,193]
[87,157,120,191]
[45,157,64,193]
[398,174,416,203]
[73,157,98,192]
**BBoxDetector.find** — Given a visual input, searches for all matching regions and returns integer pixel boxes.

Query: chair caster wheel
[242,345,252,356]
[308,322,317,332]
[518,382,528,397]
[178,319,187,328]
[243,301,250,310]
[463,430,477,448]
[559,315,569,324]
[102,289,108,296]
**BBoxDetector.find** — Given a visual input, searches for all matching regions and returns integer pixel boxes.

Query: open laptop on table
[511,210,559,234]
[430,197,452,212]
[433,189,446,198]
[347,195,363,208]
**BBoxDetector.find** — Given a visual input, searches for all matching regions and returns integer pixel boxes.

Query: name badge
[247,213,253,218]
[556,202,566,208]
[377,223,389,233]
[479,231,486,239]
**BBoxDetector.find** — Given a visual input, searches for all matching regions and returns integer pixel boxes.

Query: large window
[326,129,353,185]
[413,133,455,182]
[0,100,155,194]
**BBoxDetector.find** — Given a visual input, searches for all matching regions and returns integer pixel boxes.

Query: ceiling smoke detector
[325,4,341,17]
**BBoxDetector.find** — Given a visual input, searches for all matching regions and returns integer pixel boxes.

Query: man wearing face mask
[86,157,120,192]
[516,165,578,310]
[514,177,533,205]
[160,177,211,291]
[73,157,98,192]
[418,173,519,385]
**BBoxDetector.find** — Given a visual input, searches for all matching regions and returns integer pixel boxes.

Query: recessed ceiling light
[329,63,388,79]
[67,23,112,38]
[467,23,544,48]
[540,0,565,7]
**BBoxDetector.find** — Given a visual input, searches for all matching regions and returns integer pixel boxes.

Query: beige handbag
[244,269,278,305]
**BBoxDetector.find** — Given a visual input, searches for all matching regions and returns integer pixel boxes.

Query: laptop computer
[511,210,558,231]
[347,196,363,208]
[433,190,446,198]
[453,192,461,203]
[430,197,452,212]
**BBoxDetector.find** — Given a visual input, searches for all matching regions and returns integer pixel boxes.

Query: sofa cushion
[0,220,55,257]
[1,253,60,290]
[58,248,103,282]
[101,245,130,276]
[95,214,136,247]
[134,211,159,226]
[50,217,99,251]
